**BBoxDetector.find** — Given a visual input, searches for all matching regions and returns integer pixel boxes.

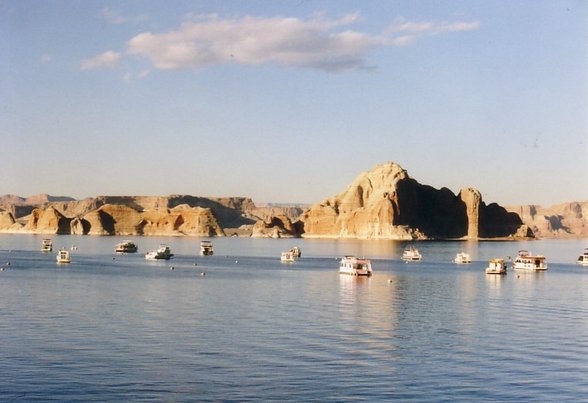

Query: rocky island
[1,162,585,239]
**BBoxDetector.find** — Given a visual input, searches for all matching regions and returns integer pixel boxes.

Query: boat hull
[485,269,506,275]
[339,269,372,276]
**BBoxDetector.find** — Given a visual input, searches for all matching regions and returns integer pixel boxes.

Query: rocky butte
[298,161,532,240]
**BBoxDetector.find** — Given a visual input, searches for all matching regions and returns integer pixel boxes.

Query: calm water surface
[1,235,587,401]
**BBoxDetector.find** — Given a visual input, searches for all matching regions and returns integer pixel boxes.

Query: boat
[115,240,138,253]
[145,245,174,260]
[339,256,372,276]
[41,239,53,252]
[454,252,472,264]
[289,246,301,258]
[402,246,422,262]
[485,258,507,275]
[281,251,295,263]
[577,248,588,266]
[200,241,214,256]
[56,249,71,264]
[512,250,547,271]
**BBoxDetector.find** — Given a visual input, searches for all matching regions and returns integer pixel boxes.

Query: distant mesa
[506,202,588,238]
[0,163,585,239]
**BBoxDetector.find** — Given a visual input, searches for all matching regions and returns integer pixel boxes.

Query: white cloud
[387,18,480,35]
[82,14,480,74]
[101,7,149,25]
[123,69,150,83]
[127,14,383,72]
[390,35,416,47]
[80,51,122,70]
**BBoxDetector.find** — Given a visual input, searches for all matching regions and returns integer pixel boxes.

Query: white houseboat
[200,241,214,256]
[512,250,547,271]
[402,246,422,262]
[290,246,301,258]
[145,245,174,260]
[281,251,295,263]
[454,252,472,264]
[41,239,53,252]
[115,240,138,253]
[577,249,588,266]
[56,249,71,264]
[339,256,372,276]
[485,258,507,275]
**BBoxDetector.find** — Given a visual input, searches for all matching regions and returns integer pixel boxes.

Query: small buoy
[517,275,520,278]
[112,257,116,260]
[200,272,206,276]
[235,260,238,264]
[193,263,197,266]
[170,266,175,270]
[6,261,10,266]
[387,279,393,283]
[0,267,4,271]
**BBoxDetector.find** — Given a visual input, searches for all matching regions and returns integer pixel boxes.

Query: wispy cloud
[82,14,480,73]
[101,7,149,25]
[80,51,121,70]
[387,18,480,34]
[385,17,480,45]
[123,69,150,83]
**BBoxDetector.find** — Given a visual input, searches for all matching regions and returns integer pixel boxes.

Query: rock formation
[460,188,481,239]
[6,163,584,239]
[251,214,299,238]
[298,162,531,240]
[506,201,588,238]
[0,211,19,232]
[23,206,71,234]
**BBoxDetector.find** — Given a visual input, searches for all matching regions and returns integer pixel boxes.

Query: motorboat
[56,249,71,264]
[512,250,547,271]
[339,256,372,276]
[290,246,301,258]
[485,258,507,275]
[402,246,422,262]
[281,251,295,263]
[115,240,138,253]
[145,245,174,260]
[200,241,214,256]
[454,252,472,264]
[577,249,588,266]
[41,239,53,252]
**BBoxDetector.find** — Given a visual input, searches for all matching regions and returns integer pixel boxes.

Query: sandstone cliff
[506,202,588,238]
[23,206,72,234]
[298,162,532,240]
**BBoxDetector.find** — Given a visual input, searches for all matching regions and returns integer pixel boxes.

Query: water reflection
[484,272,506,296]
[337,274,400,353]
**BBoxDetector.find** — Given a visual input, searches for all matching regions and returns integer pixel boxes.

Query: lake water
[1,235,587,401]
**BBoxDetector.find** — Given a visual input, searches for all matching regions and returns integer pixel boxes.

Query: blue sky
[1,0,586,206]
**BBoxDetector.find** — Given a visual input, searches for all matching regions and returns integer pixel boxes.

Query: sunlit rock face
[23,206,71,234]
[506,201,588,238]
[299,161,531,240]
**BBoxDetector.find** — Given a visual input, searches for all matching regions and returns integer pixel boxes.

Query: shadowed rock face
[299,161,531,240]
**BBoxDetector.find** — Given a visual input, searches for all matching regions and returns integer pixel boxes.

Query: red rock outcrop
[23,206,71,234]
[507,202,588,238]
[299,161,530,240]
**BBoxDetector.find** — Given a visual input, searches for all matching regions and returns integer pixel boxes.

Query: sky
[1,0,587,207]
